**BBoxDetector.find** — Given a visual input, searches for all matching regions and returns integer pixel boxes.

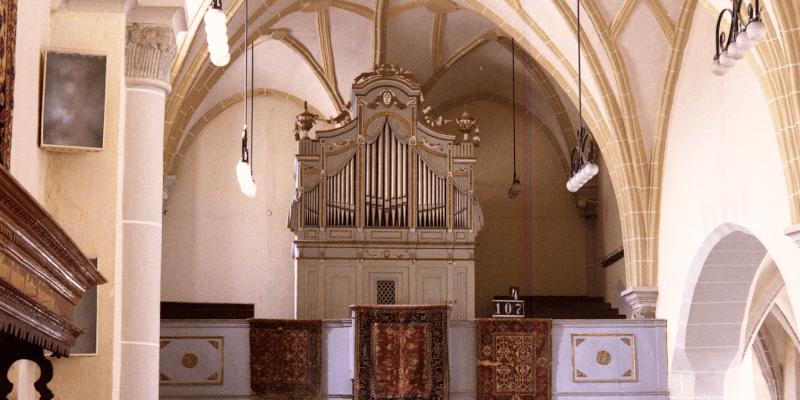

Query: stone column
[121,23,176,399]
[621,286,658,319]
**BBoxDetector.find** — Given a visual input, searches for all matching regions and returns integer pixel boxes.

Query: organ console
[288,65,483,320]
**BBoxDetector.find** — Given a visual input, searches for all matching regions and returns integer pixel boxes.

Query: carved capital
[125,23,177,83]
[621,286,658,319]
[784,224,800,247]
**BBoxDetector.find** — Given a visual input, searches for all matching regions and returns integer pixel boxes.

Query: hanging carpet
[0,0,17,168]
[249,319,322,399]
[476,318,552,400]
[353,305,449,400]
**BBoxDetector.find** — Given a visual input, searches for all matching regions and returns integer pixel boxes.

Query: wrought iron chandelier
[566,0,598,193]
[711,0,766,76]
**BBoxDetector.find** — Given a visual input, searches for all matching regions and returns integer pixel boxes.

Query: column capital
[621,286,658,319]
[784,224,800,246]
[126,23,177,84]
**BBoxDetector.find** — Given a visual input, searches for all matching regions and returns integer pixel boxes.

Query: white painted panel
[326,267,357,319]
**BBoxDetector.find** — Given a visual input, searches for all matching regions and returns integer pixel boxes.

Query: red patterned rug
[476,319,552,400]
[249,319,322,399]
[353,305,449,400]
[0,0,17,168]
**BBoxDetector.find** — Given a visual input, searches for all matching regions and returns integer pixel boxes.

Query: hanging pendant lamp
[508,38,522,199]
[236,0,257,197]
[566,0,598,193]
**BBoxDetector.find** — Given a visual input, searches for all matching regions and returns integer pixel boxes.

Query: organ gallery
[288,66,484,320]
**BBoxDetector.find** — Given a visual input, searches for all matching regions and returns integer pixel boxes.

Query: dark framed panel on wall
[39,49,107,152]
[71,257,99,355]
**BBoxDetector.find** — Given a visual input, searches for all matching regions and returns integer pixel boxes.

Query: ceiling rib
[331,0,374,19]
[317,9,340,94]
[280,33,345,113]
[643,0,676,45]
[374,0,389,67]
[431,13,446,70]
[609,0,638,42]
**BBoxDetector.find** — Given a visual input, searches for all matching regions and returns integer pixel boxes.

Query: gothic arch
[670,223,769,397]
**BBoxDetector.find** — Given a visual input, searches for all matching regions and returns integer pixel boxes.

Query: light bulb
[727,42,745,59]
[210,52,230,67]
[208,39,229,55]
[204,7,226,27]
[236,161,257,197]
[718,50,737,68]
[746,20,767,42]
[711,58,729,76]
[507,181,522,199]
[586,162,599,176]
[205,22,228,37]
[736,31,755,51]
[566,180,577,192]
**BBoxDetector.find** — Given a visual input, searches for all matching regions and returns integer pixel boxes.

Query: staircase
[493,296,626,319]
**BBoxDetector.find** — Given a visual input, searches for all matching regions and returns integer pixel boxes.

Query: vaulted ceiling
[55,0,800,289]
[158,0,716,180]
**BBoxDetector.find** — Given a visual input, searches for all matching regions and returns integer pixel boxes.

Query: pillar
[121,22,176,398]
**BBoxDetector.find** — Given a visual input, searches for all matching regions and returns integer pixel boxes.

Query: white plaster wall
[161,96,300,318]
[9,0,50,202]
[42,10,127,400]
[658,7,800,396]
[442,100,587,318]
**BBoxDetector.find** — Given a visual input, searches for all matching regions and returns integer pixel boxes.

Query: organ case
[288,67,483,320]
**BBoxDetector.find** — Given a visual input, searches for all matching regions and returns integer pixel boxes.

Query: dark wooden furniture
[0,166,106,399]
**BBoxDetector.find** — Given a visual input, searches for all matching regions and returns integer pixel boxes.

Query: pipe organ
[288,66,483,320]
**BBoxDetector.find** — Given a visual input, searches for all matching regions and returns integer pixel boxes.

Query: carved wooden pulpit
[0,167,106,399]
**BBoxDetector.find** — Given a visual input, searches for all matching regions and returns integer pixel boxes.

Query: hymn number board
[492,286,525,318]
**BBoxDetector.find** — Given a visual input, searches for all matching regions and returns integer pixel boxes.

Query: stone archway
[670,223,768,398]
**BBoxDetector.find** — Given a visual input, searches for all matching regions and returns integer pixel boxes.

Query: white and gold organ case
[288,67,484,320]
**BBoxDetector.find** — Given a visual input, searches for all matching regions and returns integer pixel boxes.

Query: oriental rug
[353,305,449,400]
[249,319,322,399]
[476,319,552,400]
[0,0,17,168]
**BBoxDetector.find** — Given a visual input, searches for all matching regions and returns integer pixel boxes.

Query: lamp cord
[577,0,582,128]
[512,38,517,180]
[242,0,248,161]
[249,0,254,174]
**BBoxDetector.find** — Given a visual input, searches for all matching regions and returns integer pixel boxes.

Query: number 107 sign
[492,299,525,318]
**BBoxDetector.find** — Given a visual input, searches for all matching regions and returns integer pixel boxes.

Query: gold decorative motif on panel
[571,333,636,383]
[419,137,444,152]
[365,249,408,258]
[596,350,611,365]
[328,137,353,150]
[159,336,224,386]
[382,90,393,106]
[182,353,198,368]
